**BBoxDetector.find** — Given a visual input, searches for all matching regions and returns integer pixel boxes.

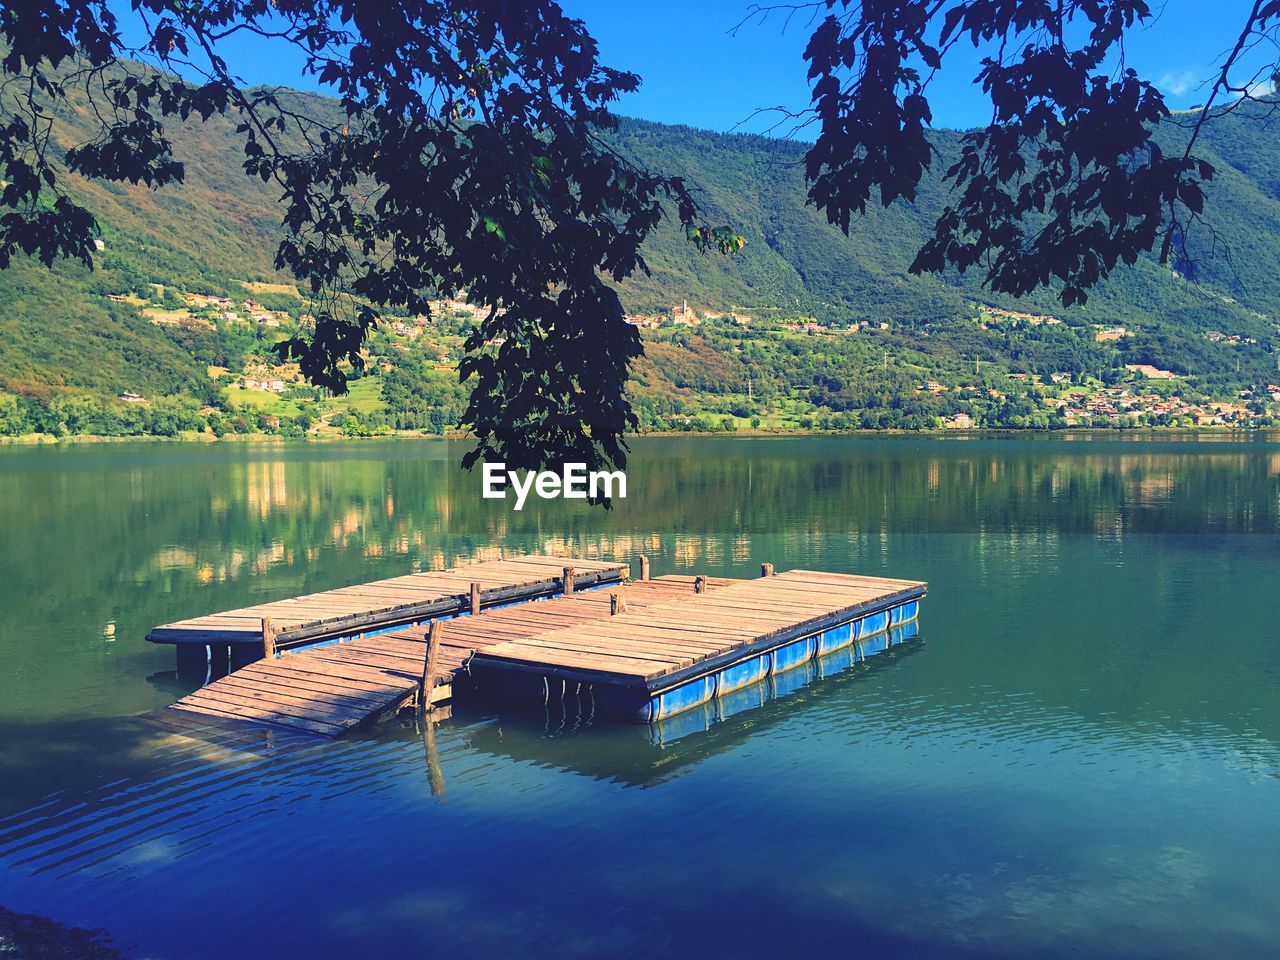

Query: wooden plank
[181,685,371,725]
[260,656,419,689]
[239,661,409,695]
[475,643,672,678]
[306,648,420,674]
[214,673,395,710]
[175,693,355,733]
[493,631,718,662]
[170,702,345,737]
[199,677,386,719]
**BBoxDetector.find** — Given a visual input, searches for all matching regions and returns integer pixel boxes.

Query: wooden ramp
[147,555,625,649]
[163,575,736,737]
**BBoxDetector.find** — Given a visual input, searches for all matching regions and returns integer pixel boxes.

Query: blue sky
[560,0,1272,132]
[118,1,1272,135]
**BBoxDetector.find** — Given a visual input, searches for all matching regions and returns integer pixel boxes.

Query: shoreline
[4,425,1279,446]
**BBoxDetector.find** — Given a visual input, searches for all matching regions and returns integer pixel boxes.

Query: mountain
[1,65,1279,436]
[612,113,1280,336]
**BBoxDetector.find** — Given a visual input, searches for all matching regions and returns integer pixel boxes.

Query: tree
[48,394,105,435]
[0,0,740,480]
[763,1,1280,305]
[150,394,204,435]
[6,1,1280,468]
[0,391,28,436]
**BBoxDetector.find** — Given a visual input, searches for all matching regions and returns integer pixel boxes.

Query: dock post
[694,576,707,594]
[761,562,775,578]
[611,593,627,615]
[562,566,575,595]
[639,555,650,581]
[423,711,447,798]
[470,581,481,617]
[420,620,443,710]
[261,617,277,660]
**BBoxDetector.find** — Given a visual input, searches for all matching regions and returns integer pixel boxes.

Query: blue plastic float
[636,599,921,723]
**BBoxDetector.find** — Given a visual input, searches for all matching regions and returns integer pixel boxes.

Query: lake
[0,435,1277,959]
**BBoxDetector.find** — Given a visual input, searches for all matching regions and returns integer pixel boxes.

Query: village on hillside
[5,280,1280,439]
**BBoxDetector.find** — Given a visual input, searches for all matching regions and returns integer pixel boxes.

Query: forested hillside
[2,63,1280,438]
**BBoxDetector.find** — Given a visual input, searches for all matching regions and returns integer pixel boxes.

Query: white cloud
[1242,78,1275,99]
[1158,70,1200,97]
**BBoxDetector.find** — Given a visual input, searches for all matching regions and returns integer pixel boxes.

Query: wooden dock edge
[466,583,927,694]
[146,565,624,646]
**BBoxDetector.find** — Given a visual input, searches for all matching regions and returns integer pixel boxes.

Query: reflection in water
[4,436,1278,613]
[0,606,1276,960]
[462,622,926,787]
[0,633,927,888]
[0,436,1278,959]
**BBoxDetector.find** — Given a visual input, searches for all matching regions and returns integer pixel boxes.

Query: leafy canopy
[0,0,741,478]
[791,0,1280,305]
[6,0,1280,470]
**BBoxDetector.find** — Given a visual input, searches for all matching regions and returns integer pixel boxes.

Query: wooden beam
[423,712,446,798]
[761,562,775,578]
[694,576,707,594]
[562,566,575,595]
[421,620,443,707]
[470,581,481,617]
[639,555,650,581]
[261,617,277,660]
[610,593,627,615]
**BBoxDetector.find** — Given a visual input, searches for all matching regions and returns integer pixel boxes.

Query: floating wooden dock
[468,569,925,721]
[147,555,626,667]
[162,574,734,736]
[159,564,924,737]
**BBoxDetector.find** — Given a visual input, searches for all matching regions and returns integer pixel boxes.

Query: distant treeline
[0,391,318,438]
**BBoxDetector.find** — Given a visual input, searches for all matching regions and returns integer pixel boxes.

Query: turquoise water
[0,435,1277,958]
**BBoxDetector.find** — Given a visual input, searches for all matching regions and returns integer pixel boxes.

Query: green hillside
[2,69,1280,438]
[611,114,1280,338]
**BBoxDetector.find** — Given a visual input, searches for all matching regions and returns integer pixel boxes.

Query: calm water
[0,435,1277,958]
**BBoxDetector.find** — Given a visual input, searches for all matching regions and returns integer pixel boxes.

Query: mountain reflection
[1,435,1277,960]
